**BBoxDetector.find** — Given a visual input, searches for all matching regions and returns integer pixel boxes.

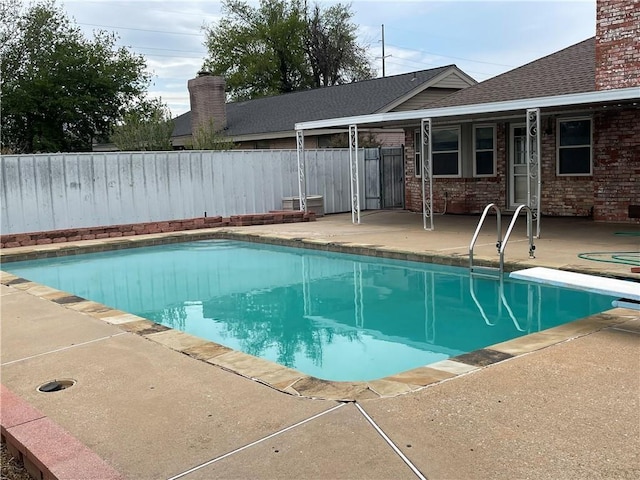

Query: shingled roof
[428,37,596,109]
[172,65,463,138]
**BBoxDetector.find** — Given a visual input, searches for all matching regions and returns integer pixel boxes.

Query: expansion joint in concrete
[355,402,428,480]
[166,403,346,480]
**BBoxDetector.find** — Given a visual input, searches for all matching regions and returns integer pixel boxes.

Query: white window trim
[432,126,461,178]
[472,124,497,177]
[414,129,421,178]
[556,116,593,176]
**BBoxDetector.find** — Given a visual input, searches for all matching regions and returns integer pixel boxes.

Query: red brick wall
[404,126,505,214]
[404,112,639,222]
[592,108,640,222]
[0,211,315,248]
[538,119,594,217]
[595,0,640,90]
[404,129,422,211]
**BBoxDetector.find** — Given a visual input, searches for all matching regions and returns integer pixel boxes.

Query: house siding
[433,72,474,89]
[391,88,459,112]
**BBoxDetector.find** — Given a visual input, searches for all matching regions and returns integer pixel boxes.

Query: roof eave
[295,87,640,131]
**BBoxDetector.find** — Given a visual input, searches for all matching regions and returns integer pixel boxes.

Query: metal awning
[294,86,639,232]
[295,87,640,131]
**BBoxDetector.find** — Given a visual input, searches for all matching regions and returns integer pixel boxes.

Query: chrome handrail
[469,203,502,270]
[499,204,536,273]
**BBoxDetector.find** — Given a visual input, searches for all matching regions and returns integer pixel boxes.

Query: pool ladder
[469,203,536,278]
[469,203,537,332]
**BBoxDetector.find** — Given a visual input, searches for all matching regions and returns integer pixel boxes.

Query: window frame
[432,126,461,178]
[472,124,497,177]
[556,116,592,176]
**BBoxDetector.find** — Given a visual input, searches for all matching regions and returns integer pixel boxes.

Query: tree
[203,0,374,101]
[111,99,174,151]
[305,3,372,87]
[329,131,381,148]
[0,1,150,153]
[190,119,235,150]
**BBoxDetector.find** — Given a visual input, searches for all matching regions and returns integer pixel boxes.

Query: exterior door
[364,148,381,210]
[380,146,404,208]
[509,124,528,208]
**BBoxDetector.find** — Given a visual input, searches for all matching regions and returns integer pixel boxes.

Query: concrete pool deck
[1,211,639,479]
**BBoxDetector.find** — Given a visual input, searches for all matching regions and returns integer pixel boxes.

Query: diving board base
[509,267,640,310]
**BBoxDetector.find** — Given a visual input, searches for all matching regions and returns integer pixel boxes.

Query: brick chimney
[595,0,640,90]
[187,72,227,135]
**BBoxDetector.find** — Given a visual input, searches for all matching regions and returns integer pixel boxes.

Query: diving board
[509,267,640,306]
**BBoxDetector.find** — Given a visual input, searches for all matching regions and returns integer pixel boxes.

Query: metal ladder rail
[469,203,502,276]
[469,203,534,331]
[499,280,526,332]
[469,275,497,326]
[498,204,536,273]
[469,274,525,331]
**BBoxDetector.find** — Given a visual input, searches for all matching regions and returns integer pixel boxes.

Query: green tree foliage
[329,131,381,148]
[111,99,174,151]
[0,1,149,153]
[203,0,374,100]
[190,119,235,150]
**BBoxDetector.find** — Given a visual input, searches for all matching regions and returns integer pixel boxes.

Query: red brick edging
[1,385,124,480]
[0,211,315,248]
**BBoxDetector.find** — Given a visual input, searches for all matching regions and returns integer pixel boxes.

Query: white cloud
[30,0,599,116]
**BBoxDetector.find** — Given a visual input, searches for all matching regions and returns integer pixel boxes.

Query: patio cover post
[296,129,307,212]
[421,118,434,231]
[526,108,541,238]
[349,124,361,224]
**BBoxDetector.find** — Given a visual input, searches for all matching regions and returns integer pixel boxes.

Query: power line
[118,44,206,54]
[77,22,203,36]
[141,53,203,59]
[384,58,495,79]
[385,42,515,68]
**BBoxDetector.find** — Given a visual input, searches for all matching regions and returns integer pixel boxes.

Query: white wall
[0,149,367,234]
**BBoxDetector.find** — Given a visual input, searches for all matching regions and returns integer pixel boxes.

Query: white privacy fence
[1,149,367,235]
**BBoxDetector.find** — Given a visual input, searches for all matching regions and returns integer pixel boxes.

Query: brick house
[171,65,476,149]
[296,0,639,224]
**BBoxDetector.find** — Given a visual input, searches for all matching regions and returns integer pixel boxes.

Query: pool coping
[1,229,637,401]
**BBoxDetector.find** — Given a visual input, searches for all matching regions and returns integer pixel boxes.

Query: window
[473,125,496,176]
[317,135,333,148]
[432,127,460,177]
[414,129,421,177]
[557,118,592,175]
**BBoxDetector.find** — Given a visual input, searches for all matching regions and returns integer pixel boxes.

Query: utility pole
[381,24,386,77]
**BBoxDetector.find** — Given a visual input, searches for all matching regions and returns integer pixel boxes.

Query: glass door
[509,124,528,208]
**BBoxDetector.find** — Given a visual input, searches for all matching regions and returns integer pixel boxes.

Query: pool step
[470,265,502,278]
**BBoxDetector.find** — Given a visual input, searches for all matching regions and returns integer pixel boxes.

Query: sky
[49,0,597,116]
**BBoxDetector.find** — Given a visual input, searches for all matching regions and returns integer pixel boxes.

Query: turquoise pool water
[4,240,616,381]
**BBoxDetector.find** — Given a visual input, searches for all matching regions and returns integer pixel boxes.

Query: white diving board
[509,267,640,310]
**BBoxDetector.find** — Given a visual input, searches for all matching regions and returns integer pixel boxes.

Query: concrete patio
[1,211,639,479]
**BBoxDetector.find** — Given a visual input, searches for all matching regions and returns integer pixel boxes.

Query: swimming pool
[3,239,616,381]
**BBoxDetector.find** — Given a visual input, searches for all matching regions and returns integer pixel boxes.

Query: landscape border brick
[0,211,315,248]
